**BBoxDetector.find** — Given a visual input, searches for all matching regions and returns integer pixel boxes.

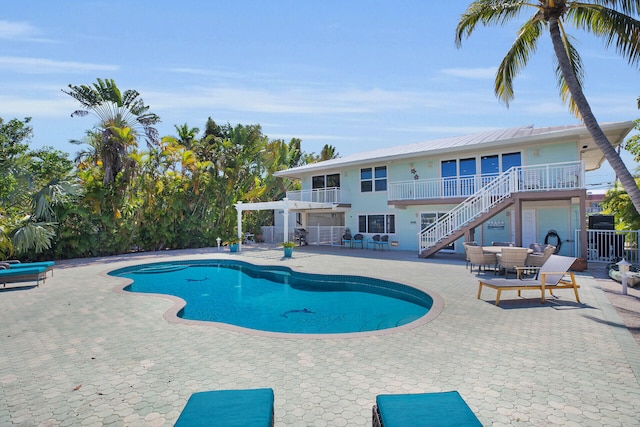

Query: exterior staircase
[418,167,521,258]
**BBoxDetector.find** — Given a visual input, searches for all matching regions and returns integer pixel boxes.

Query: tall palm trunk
[549,18,640,213]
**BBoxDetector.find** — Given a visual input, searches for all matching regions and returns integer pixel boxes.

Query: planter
[229,243,239,253]
[283,247,294,258]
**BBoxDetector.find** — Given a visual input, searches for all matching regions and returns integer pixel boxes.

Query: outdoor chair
[341,232,353,248]
[529,242,545,254]
[293,228,308,246]
[0,266,48,287]
[526,245,555,268]
[477,255,580,306]
[496,247,530,278]
[367,234,381,250]
[372,391,482,427]
[466,245,497,273]
[492,241,515,247]
[463,242,478,270]
[4,260,55,277]
[175,388,275,427]
[352,233,364,249]
[371,235,390,250]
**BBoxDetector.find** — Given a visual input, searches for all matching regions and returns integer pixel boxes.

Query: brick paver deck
[1,246,639,426]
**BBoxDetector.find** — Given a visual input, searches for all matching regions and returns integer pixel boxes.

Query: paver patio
[1,245,639,426]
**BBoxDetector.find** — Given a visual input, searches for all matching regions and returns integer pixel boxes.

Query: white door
[522,209,537,247]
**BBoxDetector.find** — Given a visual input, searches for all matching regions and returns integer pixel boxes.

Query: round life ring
[544,230,562,254]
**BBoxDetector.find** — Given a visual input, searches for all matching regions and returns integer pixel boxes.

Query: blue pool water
[109,260,432,334]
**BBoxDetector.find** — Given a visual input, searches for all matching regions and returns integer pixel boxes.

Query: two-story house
[235,121,634,258]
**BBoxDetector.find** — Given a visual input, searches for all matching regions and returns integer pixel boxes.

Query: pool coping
[105,257,444,339]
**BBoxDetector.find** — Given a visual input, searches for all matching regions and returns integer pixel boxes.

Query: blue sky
[1,1,638,187]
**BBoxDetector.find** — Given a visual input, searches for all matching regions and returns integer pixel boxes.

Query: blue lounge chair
[175,388,275,427]
[6,261,55,277]
[373,391,482,427]
[0,266,48,287]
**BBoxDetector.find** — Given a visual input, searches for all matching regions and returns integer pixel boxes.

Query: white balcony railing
[418,161,585,253]
[389,161,585,201]
[286,187,347,204]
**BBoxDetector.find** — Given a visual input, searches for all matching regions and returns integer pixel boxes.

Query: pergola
[233,198,337,251]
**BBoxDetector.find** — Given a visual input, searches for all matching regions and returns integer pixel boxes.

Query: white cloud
[145,85,441,116]
[440,67,497,79]
[0,95,76,117]
[0,56,118,74]
[0,20,38,39]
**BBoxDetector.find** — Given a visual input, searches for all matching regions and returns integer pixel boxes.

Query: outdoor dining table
[481,246,533,254]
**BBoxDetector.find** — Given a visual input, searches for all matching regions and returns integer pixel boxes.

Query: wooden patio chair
[477,255,580,306]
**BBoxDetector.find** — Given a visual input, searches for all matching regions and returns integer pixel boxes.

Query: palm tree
[320,144,339,161]
[174,123,200,150]
[63,78,160,185]
[456,1,640,213]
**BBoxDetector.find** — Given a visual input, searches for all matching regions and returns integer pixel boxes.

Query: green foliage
[7,79,337,260]
[602,180,640,230]
[623,119,640,162]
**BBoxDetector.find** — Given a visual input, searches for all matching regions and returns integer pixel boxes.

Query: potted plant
[224,237,241,253]
[281,241,296,258]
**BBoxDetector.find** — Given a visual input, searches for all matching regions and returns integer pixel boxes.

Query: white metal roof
[234,200,336,212]
[274,121,635,178]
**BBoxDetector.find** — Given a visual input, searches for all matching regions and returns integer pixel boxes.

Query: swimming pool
[110,260,435,335]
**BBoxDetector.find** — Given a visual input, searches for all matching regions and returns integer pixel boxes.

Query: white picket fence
[575,229,640,264]
[260,226,347,246]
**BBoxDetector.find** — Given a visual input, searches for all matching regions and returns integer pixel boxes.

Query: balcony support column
[579,191,587,260]
[514,200,522,247]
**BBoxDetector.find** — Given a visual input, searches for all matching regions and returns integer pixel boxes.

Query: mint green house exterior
[237,121,634,258]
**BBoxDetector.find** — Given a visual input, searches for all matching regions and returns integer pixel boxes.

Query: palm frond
[11,221,57,254]
[568,3,640,67]
[589,0,640,17]
[495,16,544,106]
[456,0,531,46]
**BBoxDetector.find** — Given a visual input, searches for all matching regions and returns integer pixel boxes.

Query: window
[358,214,395,234]
[326,173,340,188]
[361,166,387,192]
[312,173,340,189]
[312,176,324,189]
[501,152,521,172]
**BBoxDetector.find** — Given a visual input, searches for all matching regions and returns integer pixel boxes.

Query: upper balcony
[388,161,585,203]
[286,187,350,205]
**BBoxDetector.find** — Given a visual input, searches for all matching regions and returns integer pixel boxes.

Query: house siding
[272,122,633,255]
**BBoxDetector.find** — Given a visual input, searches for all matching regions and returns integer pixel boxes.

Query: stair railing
[418,167,519,252]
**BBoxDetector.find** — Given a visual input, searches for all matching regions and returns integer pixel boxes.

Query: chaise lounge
[175,388,275,427]
[0,266,48,287]
[5,260,55,277]
[477,255,579,306]
[372,391,482,427]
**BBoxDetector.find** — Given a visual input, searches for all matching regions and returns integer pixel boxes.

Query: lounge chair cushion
[175,388,274,427]
[376,391,481,427]
[7,261,55,269]
[0,266,47,278]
